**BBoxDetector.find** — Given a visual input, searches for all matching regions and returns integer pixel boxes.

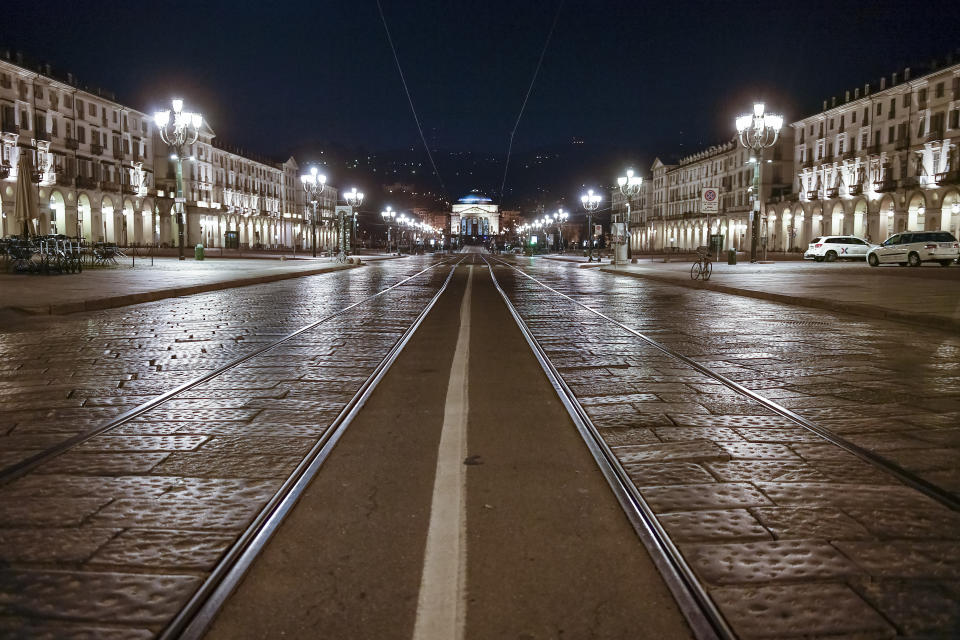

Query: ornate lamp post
[343,187,364,256]
[736,102,783,263]
[617,169,642,262]
[581,189,601,262]
[300,166,326,258]
[380,206,396,254]
[552,207,569,252]
[154,99,202,260]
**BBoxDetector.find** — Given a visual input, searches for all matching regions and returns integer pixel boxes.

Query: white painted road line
[413,265,472,640]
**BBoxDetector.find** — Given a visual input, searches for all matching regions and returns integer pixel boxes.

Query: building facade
[789,63,960,247]
[0,57,157,244]
[0,53,329,250]
[625,131,793,254]
[451,192,499,239]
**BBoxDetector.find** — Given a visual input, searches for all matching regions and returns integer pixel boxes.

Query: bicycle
[690,247,713,281]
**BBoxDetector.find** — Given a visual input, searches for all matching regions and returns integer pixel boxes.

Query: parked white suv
[804,236,875,262]
[867,231,960,267]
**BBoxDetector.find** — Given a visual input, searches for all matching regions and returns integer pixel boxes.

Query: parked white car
[867,230,960,267]
[804,236,875,262]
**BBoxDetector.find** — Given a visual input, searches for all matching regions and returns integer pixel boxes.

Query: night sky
[4,0,960,193]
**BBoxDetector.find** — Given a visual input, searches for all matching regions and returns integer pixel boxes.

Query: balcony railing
[56,174,75,187]
[112,147,124,160]
[901,176,920,188]
[65,137,79,150]
[806,189,822,199]
[1,123,17,134]
[825,186,840,198]
[874,178,897,193]
[90,143,103,155]
[895,139,910,151]
[848,183,864,195]
[926,128,945,143]
[935,170,959,185]
[100,181,121,192]
[76,176,98,189]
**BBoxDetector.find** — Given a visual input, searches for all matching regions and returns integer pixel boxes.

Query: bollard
[727,249,737,265]
[194,244,204,261]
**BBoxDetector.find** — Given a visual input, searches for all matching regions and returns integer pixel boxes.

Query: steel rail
[483,256,730,640]
[0,257,460,486]
[166,260,462,639]
[489,256,960,513]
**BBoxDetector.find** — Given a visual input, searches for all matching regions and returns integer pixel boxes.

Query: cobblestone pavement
[492,257,960,639]
[0,256,452,638]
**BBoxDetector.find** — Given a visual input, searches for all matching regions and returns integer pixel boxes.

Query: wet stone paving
[493,258,960,639]
[0,257,452,638]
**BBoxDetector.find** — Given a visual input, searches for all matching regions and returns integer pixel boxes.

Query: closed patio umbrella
[13,150,38,238]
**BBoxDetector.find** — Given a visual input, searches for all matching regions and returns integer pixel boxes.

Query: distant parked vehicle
[804,236,876,262]
[867,230,960,267]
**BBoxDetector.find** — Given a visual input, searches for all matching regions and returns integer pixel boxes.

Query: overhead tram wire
[376,0,448,200]
[498,0,564,203]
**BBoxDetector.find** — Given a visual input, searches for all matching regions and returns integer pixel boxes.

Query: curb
[599,267,960,334]
[541,256,610,269]
[11,263,361,316]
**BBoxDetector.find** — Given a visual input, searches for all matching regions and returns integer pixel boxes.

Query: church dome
[457,192,493,204]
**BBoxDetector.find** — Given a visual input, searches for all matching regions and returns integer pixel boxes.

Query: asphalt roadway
[204,253,692,639]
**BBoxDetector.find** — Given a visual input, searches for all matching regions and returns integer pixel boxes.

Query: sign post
[701,187,719,256]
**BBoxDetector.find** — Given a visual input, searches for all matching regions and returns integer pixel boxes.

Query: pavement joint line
[482,255,726,640]
[5,262,362,316]
[414,264,471,640]
[598,265,960,334]
[0,256,460,487]
[166,258,465,640]
[495,256,960,513]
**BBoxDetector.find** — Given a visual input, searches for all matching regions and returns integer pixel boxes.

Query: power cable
[499,0,564,202]
[376,0,448,200]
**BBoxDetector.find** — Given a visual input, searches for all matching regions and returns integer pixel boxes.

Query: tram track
[485,254,960,640]
[164,259,462,639]
[483,255,729,640]
[0,257,462,487]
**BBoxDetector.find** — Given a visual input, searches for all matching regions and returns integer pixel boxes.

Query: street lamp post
[581,189,601,262]
[736,102,783,263]
[552,207,569,252]
[154,99,202,260]
[617,169,642,263]
[380,206,396,254]
[344,187,364,256]
[300,167,326,258]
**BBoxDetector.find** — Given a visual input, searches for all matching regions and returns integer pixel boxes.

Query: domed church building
[451,191,499,242]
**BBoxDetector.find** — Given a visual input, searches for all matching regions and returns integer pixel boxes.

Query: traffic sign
[701,187,719,213]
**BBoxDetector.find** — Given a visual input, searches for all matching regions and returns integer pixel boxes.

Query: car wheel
[940,260,953,267]
[825,251,838,262]
[908,252,922,267]
[868,254,879,267]
[814,256,824,262]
